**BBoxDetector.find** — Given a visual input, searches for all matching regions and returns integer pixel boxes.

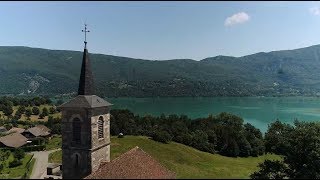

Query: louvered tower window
[98,116,104,139]
[73,118,81,143]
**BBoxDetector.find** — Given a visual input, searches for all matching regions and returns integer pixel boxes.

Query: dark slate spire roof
[58,95,112,108]
[78,47,94,95]
[58,25,112,110]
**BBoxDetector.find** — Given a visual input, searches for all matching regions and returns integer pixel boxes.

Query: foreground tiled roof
[0,132,28,148]
[26,125,51,137]
[7,127,25,134]
[85,146,176,179]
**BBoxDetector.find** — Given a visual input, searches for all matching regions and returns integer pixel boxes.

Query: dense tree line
[0,96,59,120]
[251,120,320,179]
[110,109,264,157]
[0,96,52,107]
[96,79,308,98]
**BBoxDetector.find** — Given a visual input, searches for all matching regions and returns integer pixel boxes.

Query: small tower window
[75,154,79,168]
[73,118,81,143]
[98,116,104,139]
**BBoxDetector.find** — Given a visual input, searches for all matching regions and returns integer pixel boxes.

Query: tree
[39,113,45,119]
[4,123,12,131]
[32,106,40,115]
[42,107,49,116]
[250,160,289,179]
[264,120,293,155]
[9,158,22,168]
[252,121,320,179]
[0,150,7,172]
[49,106,56,114]
[11,119,18,127]
[13,111,22,120]
[284,121,320,178]
[47,116,54,128]
[237,134,252,157]
[3,105,13,116]
[220,138,240,157]
[152,130,172,144]
[190,130,215,154]
[17,105,26,114]
[13,148,25,160]
[25,108,32,119]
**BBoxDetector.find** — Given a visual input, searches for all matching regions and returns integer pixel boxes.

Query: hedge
[0,145,45,152]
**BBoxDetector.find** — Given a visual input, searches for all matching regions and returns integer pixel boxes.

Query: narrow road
[29,148,61,179]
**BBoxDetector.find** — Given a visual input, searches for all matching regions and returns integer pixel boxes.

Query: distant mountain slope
[1,45,320,97]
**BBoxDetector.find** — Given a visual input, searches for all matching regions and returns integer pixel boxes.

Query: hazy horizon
[1,1,320,60]
[2,42,319,61]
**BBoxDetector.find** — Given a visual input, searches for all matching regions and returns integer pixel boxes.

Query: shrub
[42,107,49,116]
[152,130,172,144]
[9,158,22,168]
[250,160,288,179]
[13,148,25,160]
[39,113,45,119]
[32,106,40,115]
[49,107,56,114]
[25,109,32,118]
[22,145,45,152]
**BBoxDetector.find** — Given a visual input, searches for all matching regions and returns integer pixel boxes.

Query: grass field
[0,154,33,179]
[48,136,281,179]
[26,158,35,179]
[46,135,62,151]
[49,150,62,164]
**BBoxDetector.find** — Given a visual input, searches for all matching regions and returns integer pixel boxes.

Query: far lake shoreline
[102,96,320,133]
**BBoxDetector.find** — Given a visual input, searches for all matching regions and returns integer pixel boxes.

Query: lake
[106,96,320,133]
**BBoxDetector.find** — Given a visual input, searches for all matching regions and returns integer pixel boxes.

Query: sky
[1,1,320,60]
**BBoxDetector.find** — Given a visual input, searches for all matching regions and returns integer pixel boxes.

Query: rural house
[22,125,51,140]
[7,127,25,134]
[0,132,28,148]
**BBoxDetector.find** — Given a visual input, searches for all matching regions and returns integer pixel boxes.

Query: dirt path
[29,148,61,179]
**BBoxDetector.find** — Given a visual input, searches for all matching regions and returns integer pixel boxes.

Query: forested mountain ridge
[1,45,320,97]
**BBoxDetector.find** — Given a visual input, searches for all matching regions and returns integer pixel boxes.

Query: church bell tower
[58,24,112,179]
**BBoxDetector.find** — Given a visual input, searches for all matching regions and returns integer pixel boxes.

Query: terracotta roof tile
[85,146,176,179]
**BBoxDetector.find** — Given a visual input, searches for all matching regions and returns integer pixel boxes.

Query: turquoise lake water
[106,97,320,133]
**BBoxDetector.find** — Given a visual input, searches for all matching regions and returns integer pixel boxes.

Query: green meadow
[49,136,281,179]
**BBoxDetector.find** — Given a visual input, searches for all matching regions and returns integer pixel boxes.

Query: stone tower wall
[61,107,110,179]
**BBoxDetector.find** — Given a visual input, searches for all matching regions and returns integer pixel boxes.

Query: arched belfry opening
[74,153,80,168]
[58,24,112,179]
[98,116,104,139]
[72,118,81,143]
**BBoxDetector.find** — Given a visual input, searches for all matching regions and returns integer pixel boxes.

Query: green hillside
[49,136,281,178]
[2,45,320,97]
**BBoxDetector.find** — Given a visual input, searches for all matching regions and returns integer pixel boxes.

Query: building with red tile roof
[85,146,175,179]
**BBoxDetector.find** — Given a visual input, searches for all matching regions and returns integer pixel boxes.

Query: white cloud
[310,7,320,15]
[224,12,250,27]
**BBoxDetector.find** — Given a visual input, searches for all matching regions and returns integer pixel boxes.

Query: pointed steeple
[78,24,94,95]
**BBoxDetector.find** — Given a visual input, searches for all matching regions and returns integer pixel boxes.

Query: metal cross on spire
[82,23,90,49]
